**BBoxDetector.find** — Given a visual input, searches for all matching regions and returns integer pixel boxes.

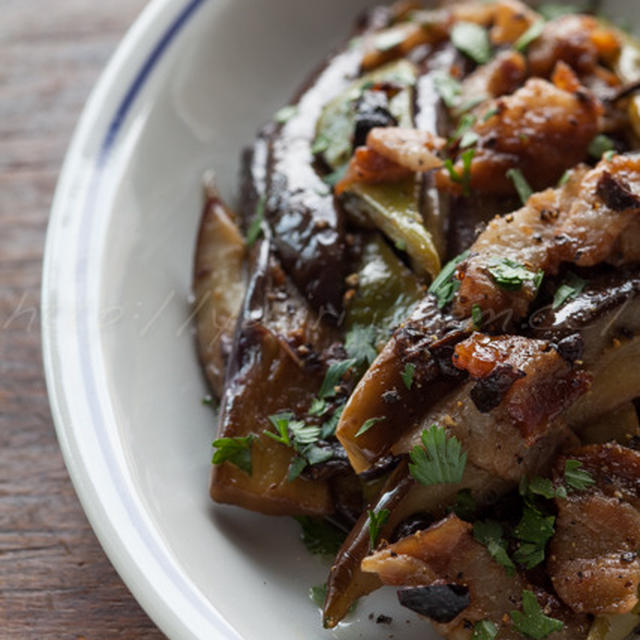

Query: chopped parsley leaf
[487,257,544,292]
[472,303,483,329]
[513,503,555,569]
[401,362,416,390]
[564,459,596,491]
[288,455,308,482]
[483,106,500,121]
[460,130,479,149]
[265,411,294,447]
[274,104,298,123]
[356,416,386,438]
[368,508,390,549]
[428,249,470,309]
[473,620,498,640]
[321,402,345,439]
[552,272,587,309]
[515,20,544,52]
[319,358,357,399]
[511,590,564,639]
[308,397,328,417]
[246,196,265,246]
[212,435,255,475]
[345,325,377,366]
[603,149,616,161]
[506,168,533,204]
[588,134,616,159]
[473,520,516,576]
[451,21,492,65]
[452,488,476,521]
[444,148,475,196]
[295,516,346,557]
[433,72,462,108]
[409,424,467,486]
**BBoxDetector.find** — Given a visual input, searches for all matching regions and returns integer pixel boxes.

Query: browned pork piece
[193,179,246,398]
[549,444,640,616]
[361,514,591,640]
[454,154,640,321]
[436,70,602,195]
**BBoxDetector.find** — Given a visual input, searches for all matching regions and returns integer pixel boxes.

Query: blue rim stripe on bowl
[71,0,242,637]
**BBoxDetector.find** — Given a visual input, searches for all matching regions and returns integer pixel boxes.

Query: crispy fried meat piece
[549,445,640,615]
[453,154,640,321]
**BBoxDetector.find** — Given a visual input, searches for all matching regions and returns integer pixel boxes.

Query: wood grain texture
[0,1,165,637]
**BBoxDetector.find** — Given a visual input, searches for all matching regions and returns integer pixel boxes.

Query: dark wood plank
[0,1,166,637]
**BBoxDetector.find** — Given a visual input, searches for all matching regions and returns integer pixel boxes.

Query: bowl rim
[41,0,242,638]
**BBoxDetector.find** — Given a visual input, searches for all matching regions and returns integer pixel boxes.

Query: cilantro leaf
[409,425,467,486]
[473,620,498,640]
[483,106,499,121]
[319,358,357,399]
[265,412,294,446]
[288,455,308,482]
[444,148,476,196]
[345,325,377,365]
[308,397,328,417]
[295,516,346,557]
[451,21,492,64]
[564,459,595,491]
[401,362,416,390]
[473,520,516,576]
[471,303,483,329]
[368,508,390,549]
[433,72,462,108]
[506,168,533,204]
[487,257,543,292]
[513,503,555,569]
[246,196,265,246]
[321,402,345,439]
[212,435,255,475]
[588,134,615,159]
[511,590,564,639]
[274,105,298,123]
[552,272,587,309]
[515,20,544,52]
[356,416,386,438]
[452,488,476,521]
[428,249,470,309]
[289,420,321,446]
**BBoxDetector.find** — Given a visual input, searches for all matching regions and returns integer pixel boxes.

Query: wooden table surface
[1,1,165,637]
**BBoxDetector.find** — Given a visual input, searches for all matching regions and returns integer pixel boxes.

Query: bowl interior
[50,0,639,637]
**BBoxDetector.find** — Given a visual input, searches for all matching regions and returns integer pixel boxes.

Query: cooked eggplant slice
[193,178,246,398]
[211,236,340,516]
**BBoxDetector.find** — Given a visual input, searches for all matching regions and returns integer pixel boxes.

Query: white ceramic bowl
[42,1,638,639]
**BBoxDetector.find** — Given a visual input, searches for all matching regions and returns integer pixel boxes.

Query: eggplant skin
[193,180,246,398]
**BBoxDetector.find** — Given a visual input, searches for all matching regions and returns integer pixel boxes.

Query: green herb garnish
[451,21,492,64]
[588,134,615,159]
[603,149,616,161]
[433,72,462,108]
[246,196,265,246]
[318,358,357,399]
[473,520,516,576]
[288,455,308,482]
[487,257,544,292]
[506,168,533,204]
[473,620,498,640]
[345,325,377,366]
[552,272,587,309]
[472,304,483,329]
[452,488,476,521]
[308,397,328,417]
[401,362,416,390]
[513,503,555,569]
[212,435,255,475]
[409,424,467,486]
[483,106,500,121]
[428,249,470,309]
[356,416,386,438]
[515,20,545,52]
[511,590,564,639]
[368,508,390,549]
[295,516,347,557]
[558,169,571,186]
[564,459,596,491]
[274,105,298,123]
[444,148,475,196]
[321,402,345,439]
